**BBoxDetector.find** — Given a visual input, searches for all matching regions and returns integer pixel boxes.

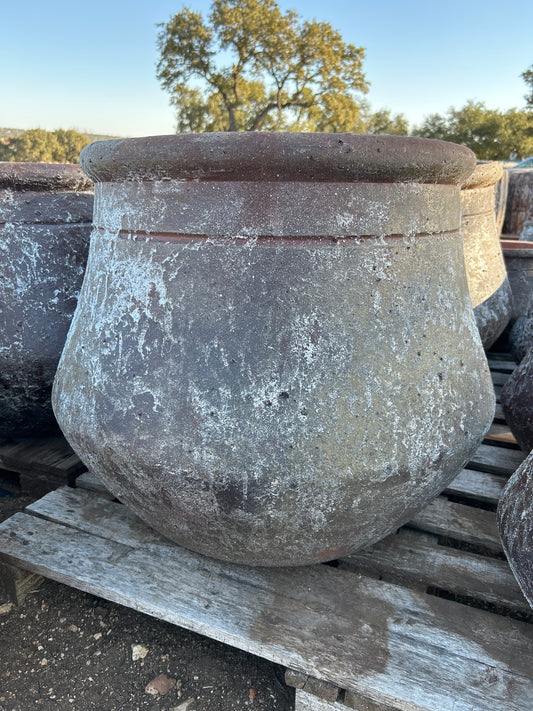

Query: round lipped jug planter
[460,161,512,349]
[52,133,494,567]
[0,162,93,438]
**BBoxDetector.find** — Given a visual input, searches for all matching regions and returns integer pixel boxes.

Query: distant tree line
[0,128,90,163]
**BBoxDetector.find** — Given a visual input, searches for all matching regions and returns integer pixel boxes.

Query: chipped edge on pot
[80,133,476,186]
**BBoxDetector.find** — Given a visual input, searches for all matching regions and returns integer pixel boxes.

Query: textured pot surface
[509,291,533,363]
[0,162,93,438]
[501,347,533,452]
[53,133,494,566]
[498,450,533,609]
[461,162,512,349]
[502,169,533,237]
[502,240,533,322]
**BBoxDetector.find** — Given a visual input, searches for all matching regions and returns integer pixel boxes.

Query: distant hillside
[0,127,121,142]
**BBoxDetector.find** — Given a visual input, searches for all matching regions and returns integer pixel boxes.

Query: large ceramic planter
[501,348,533,453]
[461,162,512,348]
[502,240,533,322]
[502,169,533,238]
[498,450,533,609]
[0,162,93,438]
[53,133,494,567]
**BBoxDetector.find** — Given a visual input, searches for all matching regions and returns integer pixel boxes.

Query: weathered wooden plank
[487,358,517,373]
[490,371,512,386]
[494,402,506,421]
[485,423,517,446]
[74,471,114,499]
[1,511,533,711]
[407,496,502,551]
[0,436,84,479]
[27,487,173,552]
[338,529,530,613]
[467,442,525,476]
[0,561,44,606]
[445,468,506,505]
[294,689,350,711]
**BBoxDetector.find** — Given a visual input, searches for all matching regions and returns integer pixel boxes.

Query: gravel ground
[0,473,295,711]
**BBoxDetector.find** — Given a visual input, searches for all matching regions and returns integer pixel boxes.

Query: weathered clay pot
[52,133,494,567]
[501,347,533,452]
[0,163,93,438]
[509,291,533,363]
[461,162,512,348]
[494,168,509,236]
[502,169,533,238]
[498,450,533,609]
[502,240,533,322]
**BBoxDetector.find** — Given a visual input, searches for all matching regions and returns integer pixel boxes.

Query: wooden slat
[1,509,533,711]
[338,529,530,613]
[484,423,517,445]
[74,471,114,499]
[490,371,511,386]
[407,496,502,551]
[445,468,507,505]
[487,358,517,373]
[467,442,525,476]
[494,402,506,421]
[0,436,84,479]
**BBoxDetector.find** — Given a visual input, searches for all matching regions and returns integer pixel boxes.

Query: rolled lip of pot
[80,133,476,186]
[461,160,503,190]
[0,162,93,192]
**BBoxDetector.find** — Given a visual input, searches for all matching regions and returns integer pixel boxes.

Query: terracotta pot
[502,240,533,322]
[52,133,494,567]
[498,450,533,609]
[0,162,93,438]
[461,162,512,348]
[501,348,533,452]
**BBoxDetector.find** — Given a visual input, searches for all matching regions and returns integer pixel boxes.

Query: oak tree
[156,0,368,132]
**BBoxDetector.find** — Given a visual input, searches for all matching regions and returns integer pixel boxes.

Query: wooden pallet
[0,353,531,711]
[0,435,86,496]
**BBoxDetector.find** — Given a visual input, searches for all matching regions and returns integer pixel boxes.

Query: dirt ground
[0,476,295,711]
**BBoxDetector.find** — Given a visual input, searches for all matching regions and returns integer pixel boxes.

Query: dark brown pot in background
[502,169,533,238]
[498,450,533,609]
[461,162,512,348]
[502,240,533,322]
[501,347,533,453]
[0,163,93,438]
[53,133,494,567]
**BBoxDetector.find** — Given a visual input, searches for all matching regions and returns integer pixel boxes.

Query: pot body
[498,450,533,609]
[0,163,93,438]
[461,162,512,349]
[502,240,533,322]
[501,348,533,452]
[502,169,533,238]
[53,134,494,566]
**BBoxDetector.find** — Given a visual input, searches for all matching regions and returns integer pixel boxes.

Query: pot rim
[461,160,503,190]
[502,239,533,255]
[80,133,475,186]
[0,162,93,192]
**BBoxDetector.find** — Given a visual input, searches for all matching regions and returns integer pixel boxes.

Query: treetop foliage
[413,101,533,160]
[0,128,91,163]
[156,0,369,132]
[523,63,533,109]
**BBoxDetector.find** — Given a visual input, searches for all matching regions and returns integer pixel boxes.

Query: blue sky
[2,0,532,136]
